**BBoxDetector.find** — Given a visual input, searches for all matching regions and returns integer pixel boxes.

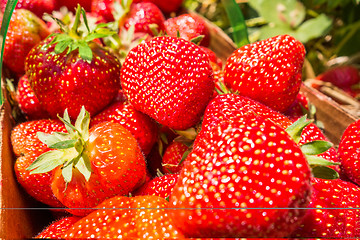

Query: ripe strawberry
[27,107,147,216]
[2,9,50,77]
[161,140,188,174]
[134,173,179,199]
[16,75,50,120]
[133,0,184,14]
[121,36,214,130]
[283,91,309,120]
[291,178,360,238]
[11,119,66,208]
[338,119,360,184]
[64,195,185,238]
[91,92,159,155]
[35,216,81,239]
[56,0,92,12]
[25,6,121,120]
[170,114,312,238]
[164,13,210,47]
[91,0,115,22]
[0,0,56,18]
[223,34,306,112]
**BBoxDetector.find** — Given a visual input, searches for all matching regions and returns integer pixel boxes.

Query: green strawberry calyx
[285,115,340,180]
[27,106,92,183]
[46,4,116,63]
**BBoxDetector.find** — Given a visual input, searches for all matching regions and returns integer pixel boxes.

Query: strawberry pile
[2,0,360,239]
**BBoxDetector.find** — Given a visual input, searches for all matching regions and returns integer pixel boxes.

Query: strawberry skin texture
[170,115,312,238]
[162,140,188,174]
[25,38,121,120]
[16,75,50,120]
[91,96,159,155]
[0,0,56,18]
[121,36,214,130]
[133,0,184,14]
[91,0,115,22]
[338,119,360,184]
[35,216,81,239]
[51,121,147,216]
[134,173,179,199]
[2,9,50,76]
[223,34,306,112]
[11,119,66,208]
[164,13,211,47]
[292,178,360,238]
[64,195,185,239]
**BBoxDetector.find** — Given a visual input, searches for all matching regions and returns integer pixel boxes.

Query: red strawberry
[283,91,309,120]
[170,114,312,238]
[56,0,93,12]
[338,119,360,184]
[2,9,50,76]
[134,173,179,199]
[0,0,56,18]
[91,92,159,155]
[91,0,115,22]
[223,34,306,112]
[16,75,50,120]
[161,140,188,174]
[133,0,184,14]
[64,195,185,238]
[26,107,147,216]
[25,6,121,120]
[35,216,81,239]
[11,119,66,208]
[291,178,360,238]
[164,13,211,47]
[121,36,214,130]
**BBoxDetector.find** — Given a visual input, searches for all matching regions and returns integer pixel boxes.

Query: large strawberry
[291,178,360,238]
[25,5,121,121]
[11,119,66,208]
[90,91,159,155]
[64,195,185,238]
[121,36,214,130]
[223,34,306,112]
[2,9,50,77]
[170,114,313,238]
[36,216,81,239]
[0,0,56,18]
[338,119,360,184]
[27,107,147,216]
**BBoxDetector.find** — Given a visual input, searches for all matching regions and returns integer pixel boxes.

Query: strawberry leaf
[49,139,77,149]
[300,140,333,155]
[307,155,340,167]
[75,156,92,181]
[285,115,312,144]
[27,150,64,173]
[311,165,339,180]
[62,162,74,183]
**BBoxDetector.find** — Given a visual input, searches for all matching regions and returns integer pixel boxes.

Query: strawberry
[35,216,81,239]
[164,13,211,47]
[338,119,360,184]
[223,34,306,112]
[291,178,360,238]
[2,9,50,77]
[121,36,214,130]
[283,91,309,120]
[91,0,115,22]
[56,0,93,12]
[134,173,179,199]
[26,107,147,216]
[133,0,184,14]
[16,75,50,120]
[11,119,66,208]
[25,5,121,120]
[170,114,312,238]
[91,91,159,155]
[64,195,185,238]
[161,139,188,174]
[0,0,56,18]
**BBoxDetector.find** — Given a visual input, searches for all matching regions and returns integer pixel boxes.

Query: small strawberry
[291,178,360,238]
[161,139,188,174]
[16,75,50,120]
[134,173,179,199]
[11,119,66,208]
[133,0,184,14]
[25,5,121,120]
[338,119,360,184]
[36,216,81,239]
[91,0,115,22]
[56,0,93,12]
[26,107,147,216]
[0,0,56,18]
[170,114,313,238]
[121,36,214,130]
[2,9,50,76]
[164,13,210,47]
[283,91,309,120]
[90,92,159,155]
[223,34,306,112]
[64,195,185,238]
